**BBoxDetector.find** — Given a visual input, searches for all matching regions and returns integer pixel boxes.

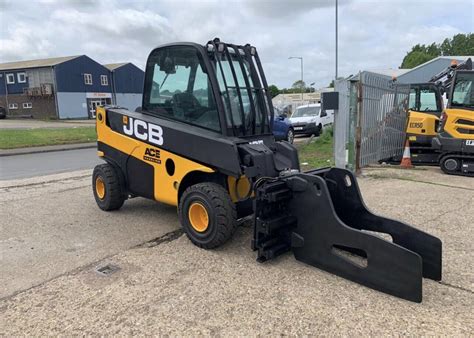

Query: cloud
[244,0,351,18]
[0,24,53,61]
[0,0,472,89]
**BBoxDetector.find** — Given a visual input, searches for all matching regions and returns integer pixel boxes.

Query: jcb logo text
[123,117,164,146]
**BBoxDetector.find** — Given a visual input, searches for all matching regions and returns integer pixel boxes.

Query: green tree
[268,84,280,98]
[400,33,474,69]
[401,51,438,69]
[292,80,306,90]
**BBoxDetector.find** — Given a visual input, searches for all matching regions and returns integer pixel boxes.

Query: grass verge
[295,127,334,170]
[0,127,97,149]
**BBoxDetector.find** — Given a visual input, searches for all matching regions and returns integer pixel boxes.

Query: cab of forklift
[142,41,273,142]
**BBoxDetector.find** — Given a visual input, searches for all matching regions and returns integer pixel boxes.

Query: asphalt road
[1,167,473,335]
[0,148,100,180]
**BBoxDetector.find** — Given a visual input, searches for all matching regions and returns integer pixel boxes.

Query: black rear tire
[92,163,126,211]
[178,182,237,249]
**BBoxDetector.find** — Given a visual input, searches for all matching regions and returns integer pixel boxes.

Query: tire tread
[93,163,125,211]
[178,182,237,249]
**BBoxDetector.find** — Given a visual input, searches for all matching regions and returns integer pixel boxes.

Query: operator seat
[172,92,201,120]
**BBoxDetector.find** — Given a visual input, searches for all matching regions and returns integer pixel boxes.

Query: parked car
[272,107,294,143]
[0,106,6,119]
[289,103,333,136]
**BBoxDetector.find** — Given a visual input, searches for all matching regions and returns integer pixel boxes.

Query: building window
[8,103,18,110]
[17,72,27,83]
[23,102,32,109]
[100,75,108,86]
[84,73,93,85]
[6,73,15,84]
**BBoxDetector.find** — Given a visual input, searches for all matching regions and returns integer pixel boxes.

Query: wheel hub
[288,130,294,143]
[188,202,209,232]
[95,176,106,200]
[444,158,458,171]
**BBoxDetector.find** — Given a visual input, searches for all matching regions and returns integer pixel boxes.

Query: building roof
[402,55,474,74]
[0,55,82,71]
[103,63,130,71]
[369,68,409,78]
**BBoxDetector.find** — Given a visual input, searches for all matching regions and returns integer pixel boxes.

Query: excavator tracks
[439,154,474,177]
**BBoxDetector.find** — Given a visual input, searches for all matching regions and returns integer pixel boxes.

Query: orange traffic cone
[400,139,413,168]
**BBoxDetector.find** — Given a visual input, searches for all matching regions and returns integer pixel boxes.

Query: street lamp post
[289,56,304,102]
[335,0,338,81]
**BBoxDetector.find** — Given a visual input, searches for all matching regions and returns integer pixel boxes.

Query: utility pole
[335,0,338,81]
[289,56,304,102]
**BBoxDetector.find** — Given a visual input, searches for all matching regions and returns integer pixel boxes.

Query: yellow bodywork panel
[228,176,252,202]
[444,108,474,140]
[96,107,215,206]
[406,110,439,137]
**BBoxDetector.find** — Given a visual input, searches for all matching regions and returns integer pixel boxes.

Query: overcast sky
[0,0,473,88]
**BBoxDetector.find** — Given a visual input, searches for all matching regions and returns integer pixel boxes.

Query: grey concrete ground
[0,119,95,129]
[0,167,473,335]
[0,170,178,298]
[0,148,100,180]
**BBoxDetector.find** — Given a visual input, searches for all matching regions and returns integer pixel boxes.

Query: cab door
[407,84,443,140]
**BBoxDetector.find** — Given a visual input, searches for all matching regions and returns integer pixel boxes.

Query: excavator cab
[93,38,441,303]
[405,83,443,164]
[433,69,474,175]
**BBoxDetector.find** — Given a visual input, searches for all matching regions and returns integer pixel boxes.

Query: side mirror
[320,111,327,117]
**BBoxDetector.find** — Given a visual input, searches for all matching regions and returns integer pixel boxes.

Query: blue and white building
[0,55,144,119]
[104,62,145,112]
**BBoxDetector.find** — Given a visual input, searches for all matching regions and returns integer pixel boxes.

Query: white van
[289,103,333,136]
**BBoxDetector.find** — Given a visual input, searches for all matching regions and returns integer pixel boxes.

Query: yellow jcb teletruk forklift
[93,38,442,302]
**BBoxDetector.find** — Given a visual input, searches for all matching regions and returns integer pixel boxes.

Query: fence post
[355,72,363,174]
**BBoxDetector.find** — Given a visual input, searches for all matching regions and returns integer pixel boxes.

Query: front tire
[178,182,237,249]
[315,124,322,136]
[92,163,126,211]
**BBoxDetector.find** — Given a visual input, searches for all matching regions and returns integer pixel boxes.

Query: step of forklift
[253,167,442,303]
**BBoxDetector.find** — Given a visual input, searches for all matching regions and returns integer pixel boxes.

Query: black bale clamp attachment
[252,167,442,302]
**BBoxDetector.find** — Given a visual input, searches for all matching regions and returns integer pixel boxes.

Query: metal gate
[334,72,409,171]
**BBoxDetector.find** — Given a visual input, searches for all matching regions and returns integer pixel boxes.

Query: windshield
[292,106,320,118]
[143,46,221,132]
[451,72,474,108]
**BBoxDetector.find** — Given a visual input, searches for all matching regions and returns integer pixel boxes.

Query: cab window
[408,88,417,110]
[408,86,441,113]
[452,73,474,107]
[419,89,438,111]
[143,46,221,132]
